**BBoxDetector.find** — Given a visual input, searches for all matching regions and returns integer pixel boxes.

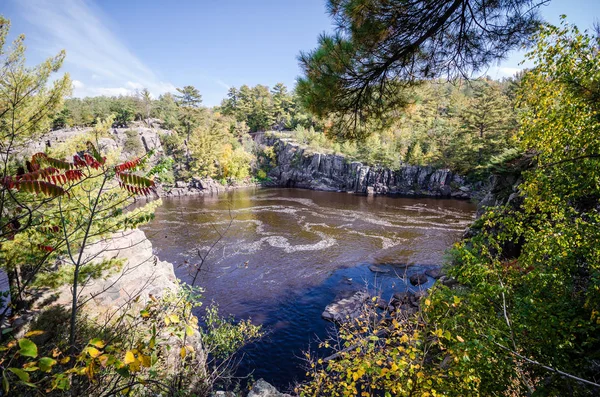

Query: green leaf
[18,339,38,358]
[8,368,29,382]
[2,372,9,393]
[38,357,57,372]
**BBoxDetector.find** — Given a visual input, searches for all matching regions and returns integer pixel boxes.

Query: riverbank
[158,134,486,201]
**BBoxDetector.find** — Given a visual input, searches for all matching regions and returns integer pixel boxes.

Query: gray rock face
[265,136,475,198]
[41,229,178,317]
[322,291,369,323]
[25,122,166,163]
[248,379,291,397]
[158,177,254,198]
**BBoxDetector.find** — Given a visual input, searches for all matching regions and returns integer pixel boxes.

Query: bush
[123,129,144,156]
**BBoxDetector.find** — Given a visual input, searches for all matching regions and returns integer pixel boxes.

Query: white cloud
[15,0,176,98]
[126,81,144,90]
[215,79,231,90]
[488,66,523,78]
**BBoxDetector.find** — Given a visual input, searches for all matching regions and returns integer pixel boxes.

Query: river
[141,188,476,390]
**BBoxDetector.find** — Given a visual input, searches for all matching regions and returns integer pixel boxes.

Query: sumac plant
[0,142,159,348]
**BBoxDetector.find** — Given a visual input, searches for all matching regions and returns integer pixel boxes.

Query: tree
[110,96,136,127]
[155,92,179,130]
[300,20,600,396]
[175,86,203,168]
[297,0,547,139]
[138,88,153,126]
[175,85,202,108]
[0,15,71,247]
[271,83,293,130]
[448,79,517,172]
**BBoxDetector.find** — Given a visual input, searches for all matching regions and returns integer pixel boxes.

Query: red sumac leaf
[37,244,54,253]
[16,180,67,197]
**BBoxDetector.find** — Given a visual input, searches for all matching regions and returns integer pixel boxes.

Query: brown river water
[141,188,476,390]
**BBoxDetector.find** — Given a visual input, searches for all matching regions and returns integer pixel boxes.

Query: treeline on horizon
[52,75,520,179]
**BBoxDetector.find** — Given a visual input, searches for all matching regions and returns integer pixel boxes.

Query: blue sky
[3,0,599,106]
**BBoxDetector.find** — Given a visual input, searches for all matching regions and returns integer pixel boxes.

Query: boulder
[409,273,428,286]
[175,181,188,188]
[439,276,458,288]
[392,291,412,306]
[322,291,369,323]
[248,379,291,397]
[368,264,390,274]
[211,392,236,397]
[425,267,443,279]
[41,229,179,318]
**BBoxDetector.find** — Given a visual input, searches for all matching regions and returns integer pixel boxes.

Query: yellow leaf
[24,330,45,337]
[456,335,465,343]
[98,354,109,368]
[185,325,194,337]
[124,350,136,364]
[179,347,186,359]
[89,339,105,349]
[87,347,101,358]
[140,355,151,367]
[169,314,180,324]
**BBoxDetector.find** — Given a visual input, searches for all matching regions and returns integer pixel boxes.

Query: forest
[0,0,599,396]
[51,76,520,184]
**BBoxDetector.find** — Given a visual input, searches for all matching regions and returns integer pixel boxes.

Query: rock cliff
[26,122,166,162]
[41,228,178,319]
[265,137,475,199]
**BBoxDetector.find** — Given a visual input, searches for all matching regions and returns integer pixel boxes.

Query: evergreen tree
[297,0,546,139]
[271,83,293,130]
[155,93,179,130]
[175,85,203,167]
[459,79,516,169]
[138,88,153,126]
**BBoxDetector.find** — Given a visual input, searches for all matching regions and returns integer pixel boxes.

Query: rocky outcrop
[265,136,475,198]
[322,291,369,323]
[157,177,259,197]
[26,122,166,162]
[477,173,523,216]
[247,379,292,397]
[9,228,179,340]
[39,229,178,319]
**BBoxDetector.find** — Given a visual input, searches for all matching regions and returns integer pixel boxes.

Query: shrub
[123,129,144,156]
